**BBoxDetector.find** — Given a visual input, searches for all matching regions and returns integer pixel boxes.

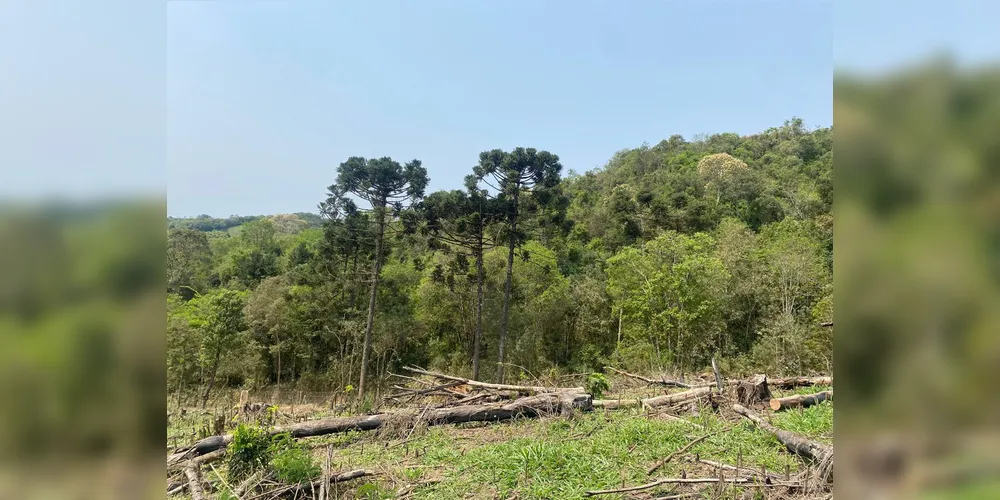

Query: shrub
[227,423,273,481]
[585,373,611,399]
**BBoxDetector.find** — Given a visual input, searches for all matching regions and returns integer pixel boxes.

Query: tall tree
[167,228,213,300]
[324,156,428,398]
[195,289,248,408]
[420,176,500,379]
[474,148,563,382]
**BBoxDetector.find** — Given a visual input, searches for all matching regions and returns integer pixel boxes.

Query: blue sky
[166,0,833,217]
[6,1,998,215]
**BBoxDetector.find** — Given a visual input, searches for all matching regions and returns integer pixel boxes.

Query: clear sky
[10,1,998,216]
[166,0,833,217]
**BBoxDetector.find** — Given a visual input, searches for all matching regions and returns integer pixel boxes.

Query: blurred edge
[0,199,166,499]
[835,54,1000,499]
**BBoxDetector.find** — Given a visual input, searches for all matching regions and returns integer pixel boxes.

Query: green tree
[167,228,213,299]
[194,289,248,408]
[473,148,563,382]
[607,232,728,371]
[324,156,428,397]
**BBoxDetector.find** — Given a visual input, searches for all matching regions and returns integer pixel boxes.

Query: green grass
[168,388,834,499]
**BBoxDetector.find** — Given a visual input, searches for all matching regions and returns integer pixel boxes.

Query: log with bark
[171,392,592,459]
[183,462,206,500]
[605,366,692,388]
[732,404,833,481]
[592,386,713,410]
[768,376,832,389]
[769,391,832,411]
[402,366,585,394]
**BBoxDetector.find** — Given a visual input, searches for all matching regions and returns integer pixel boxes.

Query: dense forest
[167,118,832,403]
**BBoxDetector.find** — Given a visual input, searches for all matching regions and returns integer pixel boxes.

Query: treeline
[167,118,832,403]
[168,212,324,233]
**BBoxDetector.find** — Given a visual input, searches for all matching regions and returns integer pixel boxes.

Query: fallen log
[183,462,205,500]
[640,386,713,409]
[270,469,375,497]
[172,392,592,458]
[769,391,832,411]
[402,366,584,394]
[768,377,832,389]
[732,404,832,475]
[605,366,692,388]
[592,386,713,410]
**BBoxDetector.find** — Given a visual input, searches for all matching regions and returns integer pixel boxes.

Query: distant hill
[167,212,323,233]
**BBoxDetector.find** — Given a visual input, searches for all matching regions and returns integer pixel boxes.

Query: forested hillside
[167,118,832,401]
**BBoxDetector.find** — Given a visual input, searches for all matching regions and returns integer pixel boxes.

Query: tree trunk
[402,366,584,394]
[768,376,833,389]
[592,386,712,409]
[175,393,592,458]
[497,193,518,383]
[472,242,485,380]
[732,403,833,474]
[769,390,832,411]
[183,462,206,500]
[735,374,772,407]
[359,208,387,399]
[200,349,221,410]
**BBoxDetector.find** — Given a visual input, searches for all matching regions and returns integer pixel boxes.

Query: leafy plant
[585,373,611,399]
[227,423,273,481]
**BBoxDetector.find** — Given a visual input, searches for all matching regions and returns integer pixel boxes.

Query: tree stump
[735,374,772,407]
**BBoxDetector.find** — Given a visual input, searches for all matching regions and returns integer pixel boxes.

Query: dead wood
[647,429,727,474]
[768,376,833,389]
[687,456,782,480]
[183,462,206,500]
[640,386,714,409]
[733,403,833,480]
[584,476,797,496]
[268,469,375,498]
[173,392,592,458]
[769,391,832,411]
[736,374,772,407]
[605,366,692,388]
[402,366,584,394]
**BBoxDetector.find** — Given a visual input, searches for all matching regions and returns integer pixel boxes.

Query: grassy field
[168,382,833,499]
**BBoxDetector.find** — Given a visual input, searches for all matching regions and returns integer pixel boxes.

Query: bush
[226,424,321,484]
[585,373,611,399]
[227,424,273,481]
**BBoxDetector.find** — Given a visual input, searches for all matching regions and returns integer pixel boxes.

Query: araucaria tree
[474,148,563,382]
[420,176,500,379]
[324,156,428,398]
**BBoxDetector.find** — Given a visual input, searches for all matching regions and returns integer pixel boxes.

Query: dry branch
[270,469,375,497]
[605,366,692,388]
[769,391,832,411]
[733,403,833,478]
[647,429,727,474]
[172,392,592,458]
[402,366,584,394]
[584,476,795,496]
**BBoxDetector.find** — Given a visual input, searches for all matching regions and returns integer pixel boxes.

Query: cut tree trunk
[736,374,773,407]
[605,366,692,388]
[769,391,832,411]
[640,386,713,409]
[768,376,832,389]
[593,386,713,410]
[183,462,205,500]
[732,403,833,480]
[172,392,592,458]
[402,366,584,394]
